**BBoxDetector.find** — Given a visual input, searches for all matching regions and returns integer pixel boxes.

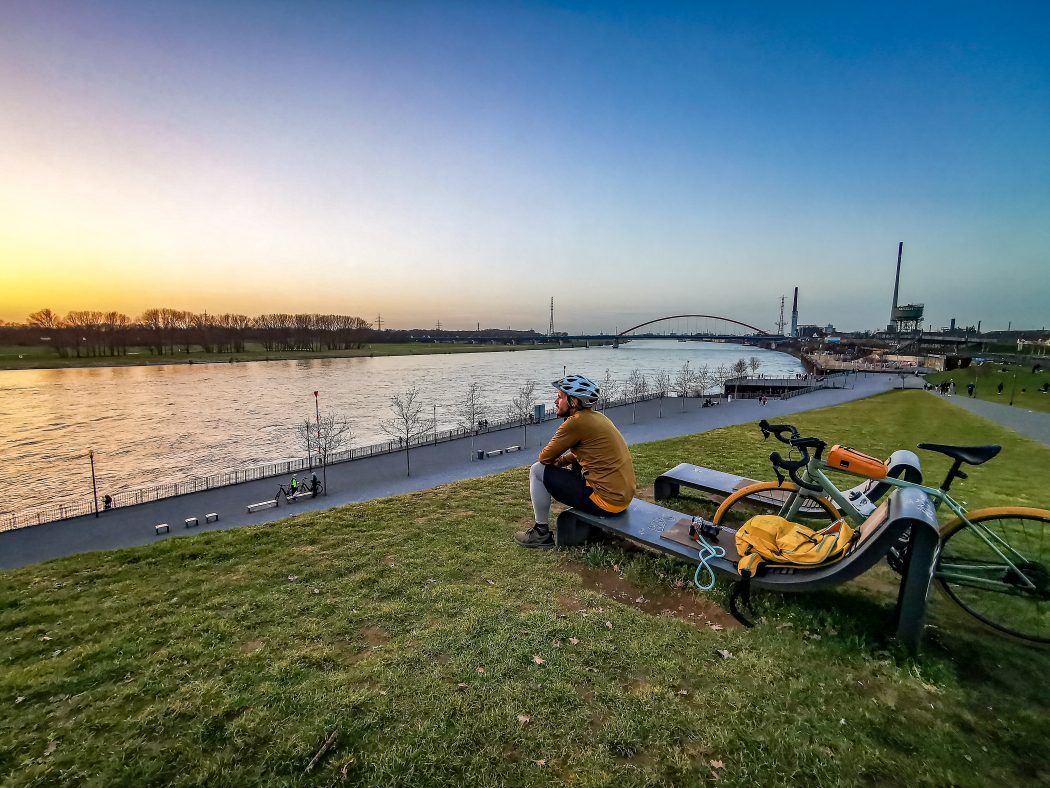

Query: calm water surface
[0,341,802,518]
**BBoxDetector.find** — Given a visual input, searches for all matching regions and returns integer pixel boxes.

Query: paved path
[0,374,905,570]
[935,393,1050,447]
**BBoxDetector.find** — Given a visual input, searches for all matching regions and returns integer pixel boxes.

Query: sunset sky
[1,1,1047,333]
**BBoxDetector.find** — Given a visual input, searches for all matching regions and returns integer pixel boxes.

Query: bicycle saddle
[917,443,1002,466]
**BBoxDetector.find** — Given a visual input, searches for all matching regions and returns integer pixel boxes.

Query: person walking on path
[516,375,636,549]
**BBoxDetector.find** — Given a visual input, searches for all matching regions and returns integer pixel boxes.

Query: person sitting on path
[516,374,636,549]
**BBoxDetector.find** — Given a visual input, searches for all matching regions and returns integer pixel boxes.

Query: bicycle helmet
[552,374,600,407]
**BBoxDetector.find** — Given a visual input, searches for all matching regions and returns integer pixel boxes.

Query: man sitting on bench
[516,374,636,549]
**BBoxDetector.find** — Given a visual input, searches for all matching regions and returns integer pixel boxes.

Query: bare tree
[299,414,353,465]
[672,362,694,411]
[748,356,762,376]
[26,308,62,329]
[626,369,648,423]
[294,413,353,493]
[381,386,434,477]
[599,369,617,411]
[457,382,487,460]
[732,358,749,399]
[691,364,713,399]
[653,370,671,418]
[713,364,733,401]
[509,380,538,448]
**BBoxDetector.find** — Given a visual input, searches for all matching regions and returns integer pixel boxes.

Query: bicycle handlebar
[759,419,799,444]
[769,450,825,492]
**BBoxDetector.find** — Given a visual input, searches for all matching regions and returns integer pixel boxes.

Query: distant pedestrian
[290,475,299,495]
[967,383,975,398]
[102,494,113,510]
[997,382,1004,395]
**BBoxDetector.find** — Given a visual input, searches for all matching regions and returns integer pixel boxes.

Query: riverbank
[1,391,1047,785]
[0,340,604,371]
[0,373,898,569]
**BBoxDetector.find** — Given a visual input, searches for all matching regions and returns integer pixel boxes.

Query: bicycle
[709,419,1050,643]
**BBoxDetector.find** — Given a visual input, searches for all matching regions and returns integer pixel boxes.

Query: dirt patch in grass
[570,565,740,630]
[239,640,265,655]
[361,626,390,646]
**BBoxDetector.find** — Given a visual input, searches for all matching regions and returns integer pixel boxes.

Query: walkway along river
[0,372,901,570]
[0,341,803,525]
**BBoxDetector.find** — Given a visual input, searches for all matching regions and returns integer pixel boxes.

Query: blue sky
[1,1,1047,332]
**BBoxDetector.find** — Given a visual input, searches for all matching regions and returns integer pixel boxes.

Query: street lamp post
[89,450,99,518]
[1009,373,1017,406]
[314,391,327,495]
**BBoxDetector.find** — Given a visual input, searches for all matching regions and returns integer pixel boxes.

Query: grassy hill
[2,391,1048,785]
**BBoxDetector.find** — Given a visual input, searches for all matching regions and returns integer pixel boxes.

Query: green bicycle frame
[777,459,1039,595]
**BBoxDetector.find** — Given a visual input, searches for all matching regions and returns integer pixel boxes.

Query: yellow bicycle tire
[712,480,842,526]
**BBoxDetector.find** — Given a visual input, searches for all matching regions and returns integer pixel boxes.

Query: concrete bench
[555,488,940,654]
[247,499,279,513]
[154,523,170,535]
[205,513,219,523]
[485,449,504,458]
[184,517,199,528]
[504,445,522,453]
[287,491,315,503]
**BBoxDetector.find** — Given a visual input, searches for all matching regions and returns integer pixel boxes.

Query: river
[0,340,802,520]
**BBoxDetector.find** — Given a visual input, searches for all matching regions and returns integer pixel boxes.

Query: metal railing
[1,393,629,532]
[0,385,811,533]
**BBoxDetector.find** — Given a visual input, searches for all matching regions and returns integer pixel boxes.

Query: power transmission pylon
[375,314,383,331]
[776,296,786,335]
[548,297,555,336]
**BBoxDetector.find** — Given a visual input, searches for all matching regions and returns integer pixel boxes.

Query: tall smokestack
[790,287,799,338]
[890,241,903,329]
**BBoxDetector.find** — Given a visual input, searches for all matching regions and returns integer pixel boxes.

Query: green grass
[927,360,1050,413]
[1,391,1048,785]
[0,341,596,371]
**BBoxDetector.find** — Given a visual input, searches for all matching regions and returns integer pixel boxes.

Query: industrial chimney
[889,241,903,332]
[790,287,798,338]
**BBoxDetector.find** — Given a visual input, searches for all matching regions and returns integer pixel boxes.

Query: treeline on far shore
[1,308,545,358]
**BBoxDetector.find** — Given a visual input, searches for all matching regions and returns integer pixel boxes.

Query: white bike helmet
[552,374,600,407]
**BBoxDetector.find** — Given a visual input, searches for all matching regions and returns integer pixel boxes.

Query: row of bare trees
[17,307,373,358]
[313,358,765,479]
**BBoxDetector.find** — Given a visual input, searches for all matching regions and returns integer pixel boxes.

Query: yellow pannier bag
[735,515,857,577]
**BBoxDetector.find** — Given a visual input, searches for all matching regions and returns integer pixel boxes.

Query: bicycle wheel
[937,507,1050,643]
[712,481,841,528]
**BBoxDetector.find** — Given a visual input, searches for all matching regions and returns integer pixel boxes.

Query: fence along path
[0,390,668,532]
[1,376,850,533]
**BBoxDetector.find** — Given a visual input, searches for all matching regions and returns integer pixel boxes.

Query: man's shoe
[515,525,555,549]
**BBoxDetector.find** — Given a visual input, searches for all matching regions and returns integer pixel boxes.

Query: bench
[654,452,922,512]
[247,499,279,513]
[485,449,503,458]
[555,487,940,653]
[154,523,170,535]
[287,491,315,503]
[504,445,522,453]
[184,517,199,528]
[205,512,219,523]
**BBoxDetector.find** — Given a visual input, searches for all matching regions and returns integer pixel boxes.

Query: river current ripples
[0,340,802,518]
